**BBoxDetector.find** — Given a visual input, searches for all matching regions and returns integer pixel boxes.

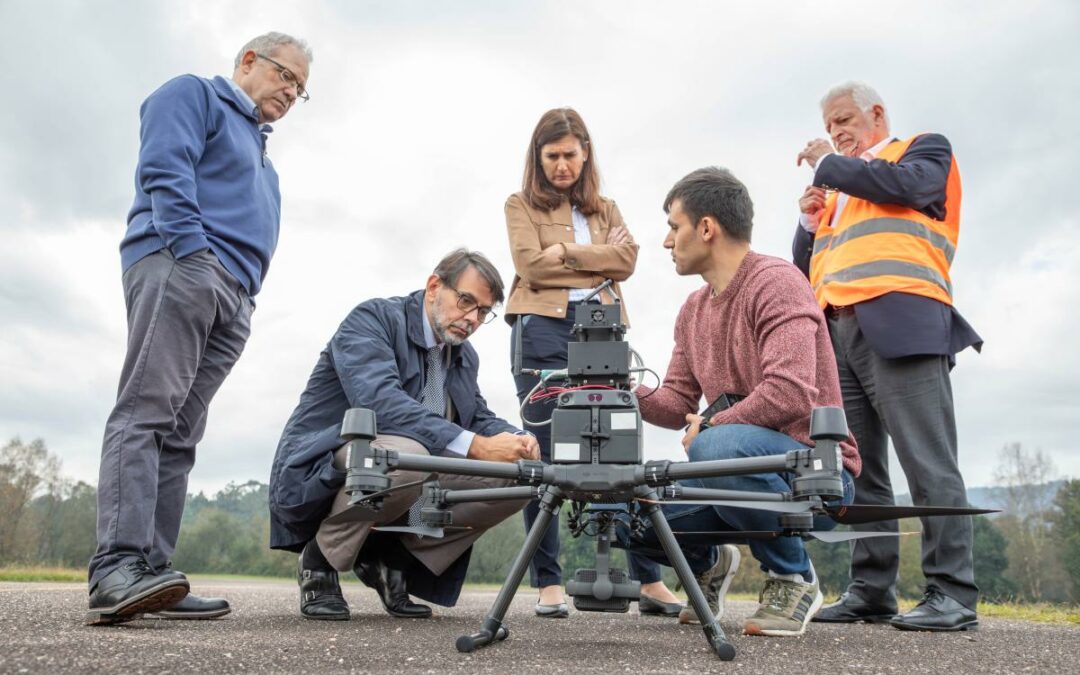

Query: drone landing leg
[637,487,736,661]
[456,486,565,653]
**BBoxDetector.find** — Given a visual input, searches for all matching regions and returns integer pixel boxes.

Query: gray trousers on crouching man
[89,249,252,588]
[316,435,527,578]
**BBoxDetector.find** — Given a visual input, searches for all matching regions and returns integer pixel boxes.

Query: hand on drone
[468,432,540,463]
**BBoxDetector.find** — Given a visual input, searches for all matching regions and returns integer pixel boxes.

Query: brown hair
[433,248,505,305]
[521,107,603,215]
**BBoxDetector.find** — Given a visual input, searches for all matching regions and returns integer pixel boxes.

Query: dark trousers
[829,312,977,609]
[511,307,662,587]
[89,249,252,587]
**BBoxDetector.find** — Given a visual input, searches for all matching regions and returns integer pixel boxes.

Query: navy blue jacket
[122,75,280,297]
[793,134,982,359]
[268,290,519,604]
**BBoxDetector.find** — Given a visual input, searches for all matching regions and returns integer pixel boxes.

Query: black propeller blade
[809,530,917,543]
[375,525,473,539]
[637,497,812,514]
[672,530,917,544]
[823,504,998,525]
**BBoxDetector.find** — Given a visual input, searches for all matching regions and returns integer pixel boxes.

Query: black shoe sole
[86,580,190,626]
[386,609,433,618]
[301,611,351,621]
[812,613,896,624]
[150,607,232,620]
[891,619,979,632]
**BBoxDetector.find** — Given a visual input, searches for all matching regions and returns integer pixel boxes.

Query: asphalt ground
[1,579,1077,674]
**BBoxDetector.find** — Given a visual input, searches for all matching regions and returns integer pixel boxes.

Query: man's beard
[432,302,474,346]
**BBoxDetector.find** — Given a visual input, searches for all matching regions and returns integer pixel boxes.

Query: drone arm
[391,451,533,481]
[662,485,790,503]
[441,485,543,505]
[662,453,790,481]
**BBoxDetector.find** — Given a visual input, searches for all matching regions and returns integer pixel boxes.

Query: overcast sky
[2,0,1078,498]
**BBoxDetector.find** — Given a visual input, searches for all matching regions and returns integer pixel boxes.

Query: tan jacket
[504,191,638,324]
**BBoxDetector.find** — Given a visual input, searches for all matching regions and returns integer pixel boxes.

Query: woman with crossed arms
[503,107,682,618]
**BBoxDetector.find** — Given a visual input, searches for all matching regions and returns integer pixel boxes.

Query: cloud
[1,0,1078,497]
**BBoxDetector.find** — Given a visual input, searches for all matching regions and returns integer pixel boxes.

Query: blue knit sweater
[121,75,281,296]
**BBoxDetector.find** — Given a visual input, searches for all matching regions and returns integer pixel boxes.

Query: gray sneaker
[678,544,741,625]
[743,574,823,637]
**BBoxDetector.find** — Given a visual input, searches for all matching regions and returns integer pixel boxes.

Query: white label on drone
[609,412,637,430]
[363,458,372,468]
[554,443,580,461]
[813,459,822,471]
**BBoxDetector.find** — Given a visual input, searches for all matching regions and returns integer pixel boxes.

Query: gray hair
[234,32,313,68]
[820,81,889,128]
[433,249,505,305]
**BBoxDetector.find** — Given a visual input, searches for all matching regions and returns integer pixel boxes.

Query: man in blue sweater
[87,32,313,625]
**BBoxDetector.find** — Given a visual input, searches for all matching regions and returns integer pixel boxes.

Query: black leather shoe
[639,594,684,617]
[355,559,432,618]
[298,555,350,621]
[812,590,897,624]
[86,559,189,625]
[891,588,978,632]
[150,593,231,619]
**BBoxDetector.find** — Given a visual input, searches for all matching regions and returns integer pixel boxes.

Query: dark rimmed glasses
[256,53,310,102]
[447,286,498,324]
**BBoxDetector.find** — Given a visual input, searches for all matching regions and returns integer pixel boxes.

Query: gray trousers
[89,249,252,587]
[829,312,977,609]
[316,435,526,577]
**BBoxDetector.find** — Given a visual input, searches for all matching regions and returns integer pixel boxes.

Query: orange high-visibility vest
[809,135,961,309]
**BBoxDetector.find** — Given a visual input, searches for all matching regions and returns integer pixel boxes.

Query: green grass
[974,601,1080,625]
[0,565,86,582]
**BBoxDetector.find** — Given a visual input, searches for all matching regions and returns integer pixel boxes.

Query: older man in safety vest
[792,81,982,632]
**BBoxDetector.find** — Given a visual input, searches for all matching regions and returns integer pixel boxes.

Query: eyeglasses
[446,286,498,324]
[256,53,310,102]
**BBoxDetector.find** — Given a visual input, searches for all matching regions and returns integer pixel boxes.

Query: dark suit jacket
[793,133,982,359]
[268,290,519,604]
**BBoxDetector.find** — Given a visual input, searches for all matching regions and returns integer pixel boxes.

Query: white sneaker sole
[744,588,824,637]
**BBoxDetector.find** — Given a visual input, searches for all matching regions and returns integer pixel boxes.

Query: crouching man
[629,167,861,637]
[268,249,539,619]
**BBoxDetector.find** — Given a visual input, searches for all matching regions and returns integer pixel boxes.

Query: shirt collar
[861,136,893,161]
[421,304,440,350]
[225,77,258,118]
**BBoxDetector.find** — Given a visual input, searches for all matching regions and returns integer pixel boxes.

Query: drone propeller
[672,530,917,544]
[636,497,813,514]
[376,525,473,539]
[822,503,998,525]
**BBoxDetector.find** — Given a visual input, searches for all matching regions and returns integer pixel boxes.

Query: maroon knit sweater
[637,251,860,476]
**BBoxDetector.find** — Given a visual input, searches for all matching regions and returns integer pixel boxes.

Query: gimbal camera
[330,289,993,661]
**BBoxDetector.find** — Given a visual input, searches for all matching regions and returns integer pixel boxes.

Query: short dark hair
[663,167,754,243]
[521,107,603,215]
[433,248,505,305]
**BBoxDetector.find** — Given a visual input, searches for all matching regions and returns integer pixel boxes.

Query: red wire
[529,384,616,403]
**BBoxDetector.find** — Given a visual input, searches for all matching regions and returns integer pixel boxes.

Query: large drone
[326,290,994,661]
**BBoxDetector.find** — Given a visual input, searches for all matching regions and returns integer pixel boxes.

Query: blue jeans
[619,424,854,578]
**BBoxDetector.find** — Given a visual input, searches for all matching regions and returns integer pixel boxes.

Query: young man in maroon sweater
[629,167,860,637]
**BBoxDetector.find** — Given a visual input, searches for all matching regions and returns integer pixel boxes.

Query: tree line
[2,438,1078,603]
